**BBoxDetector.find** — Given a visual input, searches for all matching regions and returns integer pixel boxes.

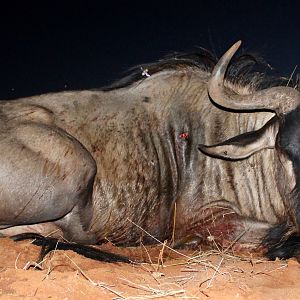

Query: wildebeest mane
[101,48,216,91]
[102,47,299,92]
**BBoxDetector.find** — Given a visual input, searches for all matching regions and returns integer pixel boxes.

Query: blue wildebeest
[0,41,299,261]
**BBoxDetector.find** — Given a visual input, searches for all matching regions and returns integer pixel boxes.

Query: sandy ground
[1,237,300,300]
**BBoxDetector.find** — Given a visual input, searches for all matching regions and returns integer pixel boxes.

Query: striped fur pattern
[0,46,298,260]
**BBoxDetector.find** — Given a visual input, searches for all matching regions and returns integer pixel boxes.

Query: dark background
[0,1,299,99]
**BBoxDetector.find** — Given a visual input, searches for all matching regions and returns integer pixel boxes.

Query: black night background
[0,1,299,99]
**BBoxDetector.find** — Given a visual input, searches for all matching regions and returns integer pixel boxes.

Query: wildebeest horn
[208,41,300,115]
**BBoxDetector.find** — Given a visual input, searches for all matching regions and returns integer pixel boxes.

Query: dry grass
[9,220,291,299]
[286,64,298,87]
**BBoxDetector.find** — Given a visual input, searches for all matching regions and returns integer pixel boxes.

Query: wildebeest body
[0,47,296,257]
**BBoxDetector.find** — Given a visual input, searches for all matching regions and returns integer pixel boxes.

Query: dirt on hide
[1,237,300,299]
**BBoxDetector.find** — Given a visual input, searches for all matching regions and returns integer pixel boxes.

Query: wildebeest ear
[198,116,279,160]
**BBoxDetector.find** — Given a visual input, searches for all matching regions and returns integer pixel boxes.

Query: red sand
[1,237,300,299]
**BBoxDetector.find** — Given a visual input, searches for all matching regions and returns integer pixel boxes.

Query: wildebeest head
[198,41,300,260]
[198,41,300,172]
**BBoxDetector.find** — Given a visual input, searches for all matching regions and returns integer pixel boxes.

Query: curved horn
[208,41,300,115]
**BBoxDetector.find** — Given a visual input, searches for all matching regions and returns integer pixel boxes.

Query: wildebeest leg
[0,121,135,262]
[55,201,97,244]
[0,122,97,243]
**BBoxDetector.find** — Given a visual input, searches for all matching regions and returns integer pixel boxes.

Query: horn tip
[232,40,242,52]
